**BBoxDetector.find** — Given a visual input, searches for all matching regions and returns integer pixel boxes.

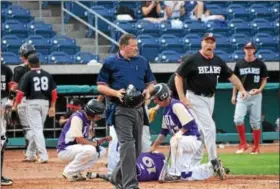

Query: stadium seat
[137,34,160,62]
[183,20,206,36]
[155,50,182,63]
[27,20,55,39]
[205,20,229,36]
[215,50,233,62]
[250,18,275,35]
[184,50,197,56]
[232,50,245,61]
[1,52,21,65]
[182,34,201,51]
[252,33,279,52]
[1,35,24,54]
[159,34,184,53]
[36,52,48,64]
[206,1,229,8]
[255,49,279,62]
[249,4,273,20]
[65,1,94,23]
[118,1,140,9]
[226,4,250,21]
[1,8,7,23]
[87,5,115,37]
[26,35,52,55]
[228,18,252,36]
[136,20,160,37]
[95,1,117,9]
[4,5,33,23]
[74,52,99,64]
[204,4,227,16]
[1,1,12,9]
[159,21,185,37]
[271,3,279,19]
[215,34,232,53]
[2,20,28,38]
[48,52,74,64]
[51,35,80,55]
[273,19,279,35]
[229,33,249,50]
[42,1,61,9]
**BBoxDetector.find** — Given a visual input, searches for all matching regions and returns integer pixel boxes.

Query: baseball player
[175,33,248,164]
[231,42,268,154]
[58,98,83,127]
[149,83,226,181]
[57,99,110,182]
[10,43,36,161]
[13,54,57,163]
[1,63,14,186]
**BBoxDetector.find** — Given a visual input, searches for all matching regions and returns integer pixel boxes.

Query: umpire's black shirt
[176,51,233,96]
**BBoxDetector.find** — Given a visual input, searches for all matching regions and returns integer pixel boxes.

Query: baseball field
[2,144,279,189]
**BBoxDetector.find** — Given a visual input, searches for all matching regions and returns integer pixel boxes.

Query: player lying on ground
[57,99,112,182]
[148,83,227,182]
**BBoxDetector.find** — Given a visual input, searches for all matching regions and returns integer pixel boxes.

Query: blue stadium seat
[159,21,185,37]
[274,19,279,35]
[87,5,115,37]
[228,18,252,36]
[183,20,206,36]
[255,49,279,62]
[271,3,279,19]
[65,1,94,23]
[51,35,80,55]
[4,5,33,23]
[1,35,24,54]
[226,4,250,21]
[1,52,21,65]
[1,8,7,23]
[27,20,55,39]
[229,33,249,50]
[136,20,160,37]
[48,52,74,64]
[42,1,61,9]
[252,33,279,52]
[117,1,140,9]
[249,4,273,20]
[159,34,184,53]
[1,1,12,9]
[215,34,232,53]
[204,4,227,16]
[137,34,160,62]
[26,35,52,55]
[95,1,117,9]
[215,50,233,62]
[250,18,275,35]
[205,20,229,36]
[2,20,28,38]
[74,52,99,64]
[155,50,182,63]
[36,52,48,64]
[232,50,245,61]
[184,50,197,56]
[206,1,230,8]
[182,34,201,51]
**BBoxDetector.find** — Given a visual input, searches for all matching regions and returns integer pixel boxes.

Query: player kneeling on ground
[57,99,111,182]
[149,83,226,182]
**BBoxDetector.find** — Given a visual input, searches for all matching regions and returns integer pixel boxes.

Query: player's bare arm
[97,85,125,102]
[175,74,191,107]
[228,74,248,99]
[231,87,237,105]
[249,77,268,95]
[150,134,165,152]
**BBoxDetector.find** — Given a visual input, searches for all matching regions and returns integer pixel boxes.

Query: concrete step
[64,30,88,38]
[37,16,62,24]
[80,45,111,54]
[52,24,74,33]
[76,38,96,45]
[30,9,52,17]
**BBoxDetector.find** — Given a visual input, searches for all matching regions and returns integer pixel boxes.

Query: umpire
[97,33,155,189]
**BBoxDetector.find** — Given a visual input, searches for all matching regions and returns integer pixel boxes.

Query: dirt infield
[2,144,279,189]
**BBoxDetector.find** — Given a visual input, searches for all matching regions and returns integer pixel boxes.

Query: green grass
[202,153,279,175]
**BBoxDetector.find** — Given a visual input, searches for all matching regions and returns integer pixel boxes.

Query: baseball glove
[148,107,158,122]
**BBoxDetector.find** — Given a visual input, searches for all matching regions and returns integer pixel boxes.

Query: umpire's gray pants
[111,105,143,189]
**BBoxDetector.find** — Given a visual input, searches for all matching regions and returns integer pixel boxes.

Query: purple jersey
[57,111,90,152]
[161,98,200,137]
[136,152,165,181]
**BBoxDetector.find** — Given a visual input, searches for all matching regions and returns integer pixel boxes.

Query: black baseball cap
[202,33,216,41]
[67,99,83,108]
[244,41,256,49]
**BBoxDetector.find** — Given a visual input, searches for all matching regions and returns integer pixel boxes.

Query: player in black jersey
[11,43,37,161]
[174,33,248,177]
[13,54,57,163]
[231,42,268,155]
[1,63,14,186]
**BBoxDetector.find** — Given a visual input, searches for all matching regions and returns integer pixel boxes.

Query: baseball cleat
[224,167,230,175]
[98,174,111,182]
[211,158,226,180]
[22,157,36,162]
[86,172,99,179]
[235,143,249,154]
[162,174,181,183]
[250,147,260,154]
[62,172,86,182]
[1,176,13,186]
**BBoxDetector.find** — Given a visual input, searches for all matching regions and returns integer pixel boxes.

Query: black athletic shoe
[211,158,226,180]
[163,174,181,182]
[1,176,13,186]
[224,167,230,175]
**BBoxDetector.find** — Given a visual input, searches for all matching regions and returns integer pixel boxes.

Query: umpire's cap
[84,99,105,117]
[150,83,171,101]
[19,43,36,58]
